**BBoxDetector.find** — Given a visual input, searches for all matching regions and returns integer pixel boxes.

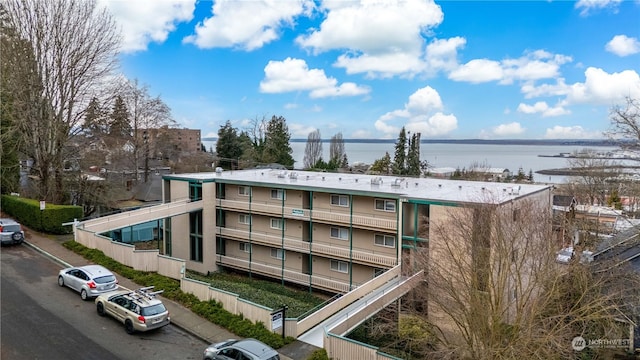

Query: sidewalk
[22,230,301,360]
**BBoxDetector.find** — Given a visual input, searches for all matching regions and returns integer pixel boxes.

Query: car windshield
[141,303,166,316]
[94,275,116,284]
[1,225,20,232]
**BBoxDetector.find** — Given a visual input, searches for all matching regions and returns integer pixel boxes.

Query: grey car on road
[58,265,119,300]
[0,218,25,245]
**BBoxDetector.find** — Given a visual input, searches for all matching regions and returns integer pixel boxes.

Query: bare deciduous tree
[605,97,640,147]
[303,129,322,169]
[118,79,174,182]
[366,197,640,359]
[329,132,346,166]
[3,0,120,202]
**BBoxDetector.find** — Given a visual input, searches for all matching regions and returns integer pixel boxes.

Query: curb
[23,240,73,268]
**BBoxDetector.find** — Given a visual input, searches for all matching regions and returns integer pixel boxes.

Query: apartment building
[140,127,202,155]
[161,169,552,298]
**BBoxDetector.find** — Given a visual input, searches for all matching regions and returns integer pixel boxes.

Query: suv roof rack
[128,286,164,302]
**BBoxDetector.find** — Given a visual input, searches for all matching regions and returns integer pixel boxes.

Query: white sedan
[58,265,118,300]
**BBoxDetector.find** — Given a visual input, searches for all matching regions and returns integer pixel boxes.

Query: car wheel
[125,320,135,334]
[57,276,65,287]
[11,232,23,243]
[96,302,105,316]
[80,289,88,301]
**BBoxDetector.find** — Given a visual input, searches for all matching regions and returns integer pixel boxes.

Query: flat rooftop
[166,169,551,205]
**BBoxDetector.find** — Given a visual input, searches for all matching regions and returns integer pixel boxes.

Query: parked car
[95,286,170,334]
[0,218,25,245]
[556,246,574,264]
[57,265,118,300]
[203,338,279,360]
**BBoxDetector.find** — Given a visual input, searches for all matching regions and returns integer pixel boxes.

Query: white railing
[217,199,396,230]
[217,227,396,267]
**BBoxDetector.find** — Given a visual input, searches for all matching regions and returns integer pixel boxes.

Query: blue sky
[101,0,640,140]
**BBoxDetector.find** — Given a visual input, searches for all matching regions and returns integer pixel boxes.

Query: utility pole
[143,130,150,183]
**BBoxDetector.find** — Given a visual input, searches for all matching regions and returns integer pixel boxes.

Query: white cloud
[575,0,621,16]
[296,0,443,78]
[352,129,372,139]
[284,103,298,109]
[517,101,570,117]
[425,37,466,74]
[449,59,503,83]
[544,125,601,139]
[289,123,318,137]
[375,86,457,137]
[564,67,640,105]
[259,58,370,98]
[183,0,313,50]
[100,0,195,52]
[492,122,525,137]
[449,50,571,84]
[605,35,640,57]
[521,68,640,106]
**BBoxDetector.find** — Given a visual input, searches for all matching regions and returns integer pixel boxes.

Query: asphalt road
[1,244,208,360]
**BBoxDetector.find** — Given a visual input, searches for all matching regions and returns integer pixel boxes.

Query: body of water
[202,141,619,184]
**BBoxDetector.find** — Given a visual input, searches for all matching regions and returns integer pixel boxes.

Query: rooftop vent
[391,178,403,187]
[355,179,358,183]
[371,177,382,185]
[438,184,442,188]
[306,175,310,180]
[458,185,462,190]
[215,167,223,175]
[277,171,287,178]
[322,176,325,181]
[289,172,298,179]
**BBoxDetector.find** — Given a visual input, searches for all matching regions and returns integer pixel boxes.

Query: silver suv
[0,218,25,245]
[95,286,170,334]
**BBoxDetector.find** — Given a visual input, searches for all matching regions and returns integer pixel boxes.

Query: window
[271,189,285,200]
[375,199,396,212]
[270,248,285,260]
[239,242,251,253]
[374,234,396,247]
[330,259,349,273]
[238,214,251,225]
[270,218,285,230]
[189,181,202,201]
[330,194,349,207]
[330,227,349,240]
[189,211,203,262]
[238,186,250,196]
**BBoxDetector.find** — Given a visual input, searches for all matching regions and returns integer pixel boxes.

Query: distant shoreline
[202,138,619,147]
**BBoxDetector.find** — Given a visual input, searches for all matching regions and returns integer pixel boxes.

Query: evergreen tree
[303,129,322,169]
[216,120,243,170]
[371,152,392,174]
[263,115,294,168]
[528,169,534,182]
[393,127,407,175]
[108,95,132,141]
[82,97,109,139]
[407,132,421,176]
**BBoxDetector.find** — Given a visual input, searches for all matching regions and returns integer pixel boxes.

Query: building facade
[161,169,552,297]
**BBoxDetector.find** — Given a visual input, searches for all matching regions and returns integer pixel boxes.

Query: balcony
[216,255,352,293]
[217,199,396,231]
[216,227,397,267]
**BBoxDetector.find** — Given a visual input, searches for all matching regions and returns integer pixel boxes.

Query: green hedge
[1,195,82,234]
[62,241,294,349]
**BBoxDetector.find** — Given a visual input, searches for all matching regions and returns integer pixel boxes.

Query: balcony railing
[216,255,352,293]
[217,199,396,230]
[216,227,397,267]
